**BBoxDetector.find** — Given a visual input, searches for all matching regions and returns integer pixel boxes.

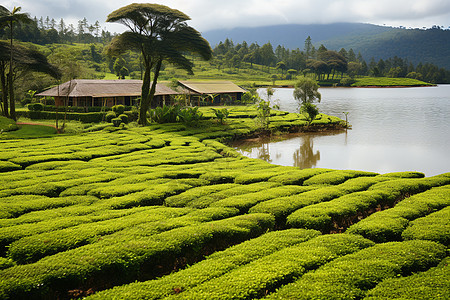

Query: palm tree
[106,3,212,125]
[0,41,61,117]
[0,5,33,120]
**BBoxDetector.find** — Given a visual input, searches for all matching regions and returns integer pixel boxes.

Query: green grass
[0,124,57,139]
[353,76,434,87]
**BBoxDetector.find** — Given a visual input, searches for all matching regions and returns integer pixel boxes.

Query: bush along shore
[0,106,448,300]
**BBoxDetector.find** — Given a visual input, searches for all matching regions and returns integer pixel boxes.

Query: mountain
[202,23,450,69]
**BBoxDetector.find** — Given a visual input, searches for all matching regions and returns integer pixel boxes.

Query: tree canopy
[106,3,212,125]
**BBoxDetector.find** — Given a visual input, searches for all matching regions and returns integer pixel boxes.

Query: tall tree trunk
[0,63,8,117]
[138,61,152,125]
[148,59,162,108]
[9,20,16,121]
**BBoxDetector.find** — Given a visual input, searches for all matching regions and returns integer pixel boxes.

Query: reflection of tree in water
[257,142,272,163]
[293,135,320,168]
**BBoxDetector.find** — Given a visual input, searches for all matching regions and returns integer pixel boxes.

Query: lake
[231,85,450,176]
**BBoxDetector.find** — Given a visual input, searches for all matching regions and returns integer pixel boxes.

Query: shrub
[105,111,117,123]
[340,78,356,86]
[111,117,122,127]
[178,107,203,127]
[402,206,450,245]
[266,240,446,300]
[0,214,275,299]
[27,103,44,112]
[112,104,125,115]
[118,114,129,124]
[364,257,450,300]
[85,229,322,300]
[213,108,230,124]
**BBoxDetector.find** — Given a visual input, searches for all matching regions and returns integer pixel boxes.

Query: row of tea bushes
[86,233,371,300]
[286,175,450,233]
[402,205,450,245]
[159,234,374,300]
[0,203,153,253]
[249,176,391,224]
[7,206,218,263]
[364,257,449,300]
[266,240,446,300]
[347,184,450,242]
[0,214,274,299]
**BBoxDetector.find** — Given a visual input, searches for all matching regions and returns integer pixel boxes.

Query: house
[36,79,246,108]
[177,81,247,105]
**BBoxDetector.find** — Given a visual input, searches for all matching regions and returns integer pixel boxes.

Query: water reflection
[293,135,320,169]
[232,86,450,176]
[232,131,344,169]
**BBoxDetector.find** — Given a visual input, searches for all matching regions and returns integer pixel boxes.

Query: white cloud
[3,0,450,32]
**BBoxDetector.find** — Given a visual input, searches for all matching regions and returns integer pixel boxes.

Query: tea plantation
[0,108,448,300]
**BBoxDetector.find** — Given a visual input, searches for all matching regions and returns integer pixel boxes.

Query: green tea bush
[402,206,450,245]
[187,182,281,209]
[86,229,322,300]
[250,176,389,224]
[268,168,333,185]
[0,257,14,270]
[112,104,125,115]
[165,183,238,207]
[0,161,22,172]
[303,170,378,186]
[158,234,373,300]
[118,114,129,124]
[211,185,315,213]
[347,185,450,242]
[266,240,446,300]
[364,257,450,300]
[0,214,274,299]
[105,111,116,123]
[286,189,391,232]
[7,207,235,264]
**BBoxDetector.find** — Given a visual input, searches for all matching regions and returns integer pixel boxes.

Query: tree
[293,77,321,106]
[304,36,313,59]
[106,3,212,125]
[293,77,321,126]
[0,41,61,118]
[276,61,287,76]
[0,5,33,120]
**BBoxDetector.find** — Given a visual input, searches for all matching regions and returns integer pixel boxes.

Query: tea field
[0,108,448,300]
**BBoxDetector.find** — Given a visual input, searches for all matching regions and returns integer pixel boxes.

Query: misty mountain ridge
[202,23,450,69]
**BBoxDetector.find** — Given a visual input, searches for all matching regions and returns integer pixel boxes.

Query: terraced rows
[0,110,449,299]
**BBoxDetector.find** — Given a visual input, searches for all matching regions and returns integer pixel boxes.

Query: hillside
[203,23,450,69]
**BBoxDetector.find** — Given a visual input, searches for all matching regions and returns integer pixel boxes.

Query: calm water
[232,85,450,176]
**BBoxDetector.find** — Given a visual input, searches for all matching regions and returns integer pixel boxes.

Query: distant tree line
[0,15,114,44]
[212,37,450,84]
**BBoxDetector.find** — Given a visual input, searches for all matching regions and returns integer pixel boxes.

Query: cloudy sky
[4,0,450,32]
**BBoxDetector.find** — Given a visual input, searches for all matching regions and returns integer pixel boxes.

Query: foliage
[300,102,319,125]
[112,104,125,115]
[178,107,203,127]
[105,111,116,123]
[149,105,180,124]
[106,3,212,125]
[212,108,230,124]
[0,108,448,299]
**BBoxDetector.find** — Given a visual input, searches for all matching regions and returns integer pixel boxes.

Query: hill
[203,23,450,69]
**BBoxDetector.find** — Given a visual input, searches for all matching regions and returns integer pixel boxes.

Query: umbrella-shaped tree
[106,4,212,125]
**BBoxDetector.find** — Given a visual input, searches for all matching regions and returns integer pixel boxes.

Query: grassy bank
[0,109,448,299]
